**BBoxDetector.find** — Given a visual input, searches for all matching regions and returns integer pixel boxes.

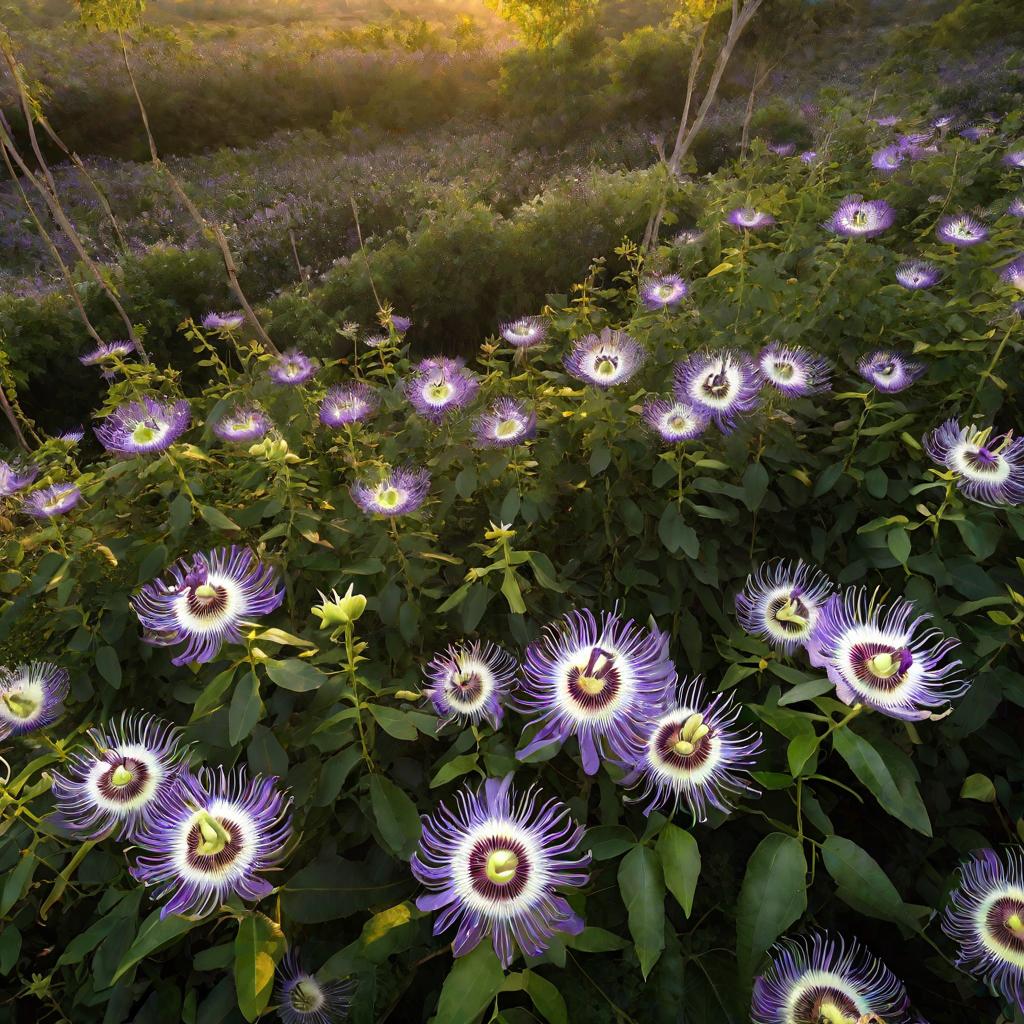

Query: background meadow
[1,1,1024,1023]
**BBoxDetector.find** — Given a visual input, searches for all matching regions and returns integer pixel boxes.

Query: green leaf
[198,503,241,532]
[369,775,421,859]
[960,773,997,802]
[501,570,527,614]
[833,728,931,836]
[736,833,807,985]
[821,836,917,929]
[112,910,196,984]
[369,705,419,740]
[658,503,699,558]
[265,658,327,692]
[656,824,700,918]
[169,493,192,533]
[519,970,568,1024]
[886,526,911,564]
[233,911,286,1022]
[189,666,236,722]
[741,462,769,512]
[617,844,665,979]
[430,753,480,788]
[281,854,408,923]
[787,733,819,777]
[566,927,628,953]
[95,646,122,689]
[1,851,36,915]
[434,942,505,1024]
[585,825,636,861]
[229,671,264,746]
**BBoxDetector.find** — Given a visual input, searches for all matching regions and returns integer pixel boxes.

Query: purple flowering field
[1,1,1024,1023]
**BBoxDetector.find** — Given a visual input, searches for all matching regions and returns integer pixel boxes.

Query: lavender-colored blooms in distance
[350,466,430,517]
[857,350,927,393]
[515,607,676,775]
[622,678,763,820]
[809,588,968,721]
[563,329,645,389]
[799,150,818,164]
[758,343,831,397]
[824,195,896,238]
[871,146,905,172]
[319,383,379,428]
[201,312,245,331]
[23,483,83,518]
[895,260,943,290]
[0,662,70,740]
[641,398,708,444]
[935,213,989,246]
[500,316,548,349]
[1000,256,1024,290]
[0,459,39,497]
[212,405,272,443]
[268,349,318,385]
[1002,149,1024,169]
[473,397,537,448]
[727,207,776,231]
[79,340,136,366]
[411,774,590,968]
[95,397,191,455]
[924,419,1024,506]
[56,428,85,444]
[639,274,689,311]
[406,358,479,421]
[390,314,411,334]
[131,546,285,666]
[129,766,292,919]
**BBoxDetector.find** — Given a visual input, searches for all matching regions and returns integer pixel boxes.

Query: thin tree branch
[0,112,148,361]
[117,29,281,357]
[0,134,105,347]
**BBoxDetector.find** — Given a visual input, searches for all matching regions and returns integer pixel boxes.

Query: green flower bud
[312,583,367,629]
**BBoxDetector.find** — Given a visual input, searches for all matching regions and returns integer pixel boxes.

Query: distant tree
[487,0,600,47]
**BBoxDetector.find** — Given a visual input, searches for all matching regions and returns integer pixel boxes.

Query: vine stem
[843,394,875,470]
[819,702,864,745]
[343,621,375,773]
[966,321,1016,418]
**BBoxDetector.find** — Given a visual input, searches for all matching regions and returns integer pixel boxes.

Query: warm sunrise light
[1,1,1021,1022]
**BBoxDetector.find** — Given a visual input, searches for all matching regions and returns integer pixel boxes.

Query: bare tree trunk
[642,0,764,253]
[740,58,774,159]
[641,18,709,253]
[0,137,106,347]
[0,113,149,361]
[117,30,281,357]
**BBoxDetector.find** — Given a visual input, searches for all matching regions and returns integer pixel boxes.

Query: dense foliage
[2,76,1024,1024]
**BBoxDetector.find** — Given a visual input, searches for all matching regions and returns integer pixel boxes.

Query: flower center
[285,363,300,378]
[774,595,809,630]
[866,649,910,679]
[578,674,606,695]
[656,285,674,300]
[513,324,531,337]
[231,419,254,433]
[774,361,795,381]
[194,583,219,601]
[495,418,521,438]
[673,712,710,756]
[290,979,324,1013]
[378,486,401,508]
[194,811,232,857]
[427,381,453,402]
[815,1001,856,1024]
[704,368,731,397]
[485,849,520,885]
[131,423,158,445]
[852,209,868,227]
[2,690,38,719]
[111,764,134,787]
[596,356,618,377]
[1007,912,1024,938]
[668,415,688,431]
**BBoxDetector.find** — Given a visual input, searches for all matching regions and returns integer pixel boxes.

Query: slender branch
[0,112,148,360]
[350,196,383,313]
[0,382,30,452]
[740,57,774,158]
[116,29,281,357]
[0,131,105,346]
